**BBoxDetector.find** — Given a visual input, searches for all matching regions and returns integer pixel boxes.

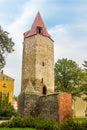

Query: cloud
[1,0,87,95]
[3,0,47,95]
[49,24,87,67]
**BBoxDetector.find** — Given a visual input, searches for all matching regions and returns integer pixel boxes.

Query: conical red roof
[24,12,50,38]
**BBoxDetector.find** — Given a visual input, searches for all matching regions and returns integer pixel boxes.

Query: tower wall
[35,35,54,94]
[21,34,54,95]
[21,36,36,92]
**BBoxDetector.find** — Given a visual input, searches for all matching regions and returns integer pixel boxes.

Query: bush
[22,116,36,128]
[60,119,87,130]
[60,119,74,130]
[0,117,87,130]
[0,93,17,117]
[0,116,59,130]
[35,117,59,130]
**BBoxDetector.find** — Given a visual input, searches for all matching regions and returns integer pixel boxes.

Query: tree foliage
[0,26,14,70]
[82,60,87,101]
[55,58,87,99]
[82,60,87,73]
[0,92,17,117]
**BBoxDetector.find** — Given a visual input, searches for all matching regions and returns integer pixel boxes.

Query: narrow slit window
[42,61,44,66]
[41,78,43,83]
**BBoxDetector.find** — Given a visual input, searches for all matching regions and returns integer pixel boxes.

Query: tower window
[36,26,42,34]
[41,78,43,83]
[42,61,44,66]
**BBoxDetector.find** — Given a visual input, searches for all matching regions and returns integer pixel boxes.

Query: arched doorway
[42,85,47,95]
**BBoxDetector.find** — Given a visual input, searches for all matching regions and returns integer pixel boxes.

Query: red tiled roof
[24,12,50,38]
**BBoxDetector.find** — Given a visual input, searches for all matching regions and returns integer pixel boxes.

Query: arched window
[42,86,47,95]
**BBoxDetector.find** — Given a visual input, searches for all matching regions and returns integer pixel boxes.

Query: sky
[0,0,87,96]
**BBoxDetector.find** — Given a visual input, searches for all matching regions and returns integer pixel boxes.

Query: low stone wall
[36,94,59,122]
[18,92,72,123]
[18,93,40,116]
[58,92,72,123]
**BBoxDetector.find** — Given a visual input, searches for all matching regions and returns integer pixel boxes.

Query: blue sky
[0,0,87,95]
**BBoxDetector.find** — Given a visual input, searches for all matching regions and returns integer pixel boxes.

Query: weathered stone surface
[37,94,59,122]
[18,93,40,117]
[18,92,25,116]
[18,92,72,123]
[21,34,54,95]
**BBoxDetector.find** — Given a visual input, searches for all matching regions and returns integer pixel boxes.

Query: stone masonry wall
[36,94,59,122]
[21,36,36,92]
[21,34,54,95]
[18,93,40,116]
[35,35,54,94]
[18,92,72,123]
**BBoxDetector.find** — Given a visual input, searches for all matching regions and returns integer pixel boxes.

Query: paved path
[0,120,8,124]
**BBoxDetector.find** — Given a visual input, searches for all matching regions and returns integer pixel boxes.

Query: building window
[36,26,42,34]
[6,76,8,80]
[3,83,6,88]
[2,91,6,94]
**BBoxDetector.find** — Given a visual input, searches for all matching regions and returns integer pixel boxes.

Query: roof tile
[24,12,50,38]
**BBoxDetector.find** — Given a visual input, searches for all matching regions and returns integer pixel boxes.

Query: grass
[73,117,87,123]
[0,128,36,130]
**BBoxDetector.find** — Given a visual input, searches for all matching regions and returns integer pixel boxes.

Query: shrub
[0,116,87,130]
[0,92,17,117]
[22,116,35,128]
[60,119,74,130]
[0,121,9,128]
[60,119,87,130]
[35,117,58,130]
[0,116,59,130]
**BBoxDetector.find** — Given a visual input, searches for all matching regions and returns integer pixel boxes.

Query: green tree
[55,58,86,99]
[82,60,87,101]
[0,26,14,70]
[80,84,87,102]
[55,58,87,117]
[82,60,87,73]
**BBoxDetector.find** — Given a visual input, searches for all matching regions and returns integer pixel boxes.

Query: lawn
[74,117,87,123]
[0,128,35,130]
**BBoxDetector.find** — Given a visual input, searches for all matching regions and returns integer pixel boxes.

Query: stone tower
[21,12,54,95]
[18,12,72,122]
